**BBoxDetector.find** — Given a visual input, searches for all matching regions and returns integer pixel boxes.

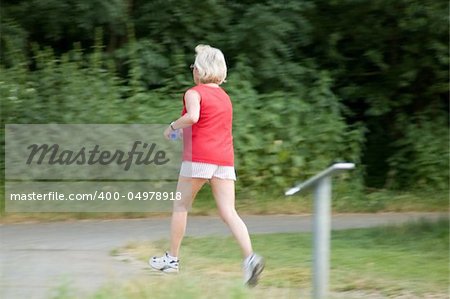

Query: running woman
[150,44,264,286]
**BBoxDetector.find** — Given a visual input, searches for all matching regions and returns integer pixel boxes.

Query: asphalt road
[0,212,446,299]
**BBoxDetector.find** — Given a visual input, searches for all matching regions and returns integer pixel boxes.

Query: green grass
[60,217,450,299]
[329,219,449,295]
[1,185,448,222]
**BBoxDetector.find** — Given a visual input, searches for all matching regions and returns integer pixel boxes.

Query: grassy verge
[63,218,450,299]
[1,186,447,223]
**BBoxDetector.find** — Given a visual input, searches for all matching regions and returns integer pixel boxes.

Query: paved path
[0,212,446,299]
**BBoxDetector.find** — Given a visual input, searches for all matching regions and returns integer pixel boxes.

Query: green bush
[2,0,449,199]
[387,106,449,190]
[228,69,364,194]
[1,46,364,199]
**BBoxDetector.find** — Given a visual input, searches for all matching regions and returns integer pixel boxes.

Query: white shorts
[180,161,236,180]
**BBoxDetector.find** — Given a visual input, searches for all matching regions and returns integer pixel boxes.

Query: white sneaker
[243,253,264,287]
[149,252,179,273]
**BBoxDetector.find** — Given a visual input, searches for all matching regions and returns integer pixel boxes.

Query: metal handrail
[285,163,355,196]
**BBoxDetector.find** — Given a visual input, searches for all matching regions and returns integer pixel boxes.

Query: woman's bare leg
[169,176,207,257]
[210,177,253,258]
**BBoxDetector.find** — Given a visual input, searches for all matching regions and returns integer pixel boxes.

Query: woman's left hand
[163,126,173,140]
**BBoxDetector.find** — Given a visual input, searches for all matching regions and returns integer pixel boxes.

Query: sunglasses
[190,64,195,70]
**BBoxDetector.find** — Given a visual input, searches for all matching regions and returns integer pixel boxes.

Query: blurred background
[1,0,448,212]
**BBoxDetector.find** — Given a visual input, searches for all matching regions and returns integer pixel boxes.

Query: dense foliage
[1,0,448,197]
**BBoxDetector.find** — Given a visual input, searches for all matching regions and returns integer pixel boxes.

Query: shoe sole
[247,258,265,287]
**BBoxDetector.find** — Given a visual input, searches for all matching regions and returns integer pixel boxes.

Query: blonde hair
[194,44,227,84]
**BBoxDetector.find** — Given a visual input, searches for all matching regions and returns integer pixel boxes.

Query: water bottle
[169,129,180,141]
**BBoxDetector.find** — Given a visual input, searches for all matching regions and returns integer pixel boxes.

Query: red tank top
[181,84,234,166]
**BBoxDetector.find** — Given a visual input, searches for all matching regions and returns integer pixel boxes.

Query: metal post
[312,176,331,299]
[285,163,355,299]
